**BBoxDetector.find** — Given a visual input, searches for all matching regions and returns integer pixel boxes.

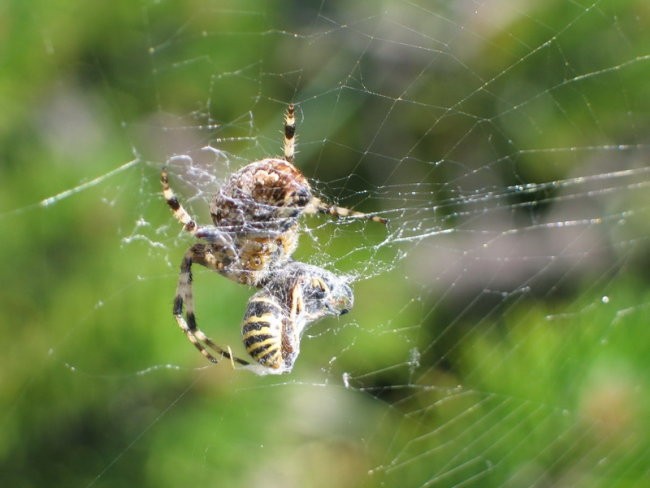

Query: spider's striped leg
[173,243,250,366]
[161,169,237,253]
[284,104,296,163]
[161,169,199,234]
[306,197,388,225]
[194,228,237,259]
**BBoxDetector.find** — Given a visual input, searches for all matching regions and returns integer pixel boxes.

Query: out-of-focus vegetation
[1,1,649,487]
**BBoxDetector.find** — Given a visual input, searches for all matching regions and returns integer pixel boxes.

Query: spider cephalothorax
[162,104,385,371]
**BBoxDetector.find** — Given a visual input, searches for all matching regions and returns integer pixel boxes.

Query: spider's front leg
[161,169,199,234]
[305,197,388,225]
[162,169,237,253]
[284,103,296,163]
[173,243,250,366]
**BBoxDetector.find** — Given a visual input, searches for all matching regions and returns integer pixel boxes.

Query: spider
[162,104,385,368]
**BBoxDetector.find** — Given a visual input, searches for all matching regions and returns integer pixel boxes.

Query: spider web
[2,1,650,487]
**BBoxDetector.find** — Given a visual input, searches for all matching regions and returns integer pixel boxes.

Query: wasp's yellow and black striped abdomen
[242,296,289,369]
[239,262,353,372]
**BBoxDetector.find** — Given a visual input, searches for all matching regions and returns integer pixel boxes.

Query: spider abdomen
[210,158,312,232]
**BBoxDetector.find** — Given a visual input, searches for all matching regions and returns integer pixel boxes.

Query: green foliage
[1,1,648,487]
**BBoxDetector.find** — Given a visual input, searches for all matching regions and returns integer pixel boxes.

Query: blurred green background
[1,1,649,487]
